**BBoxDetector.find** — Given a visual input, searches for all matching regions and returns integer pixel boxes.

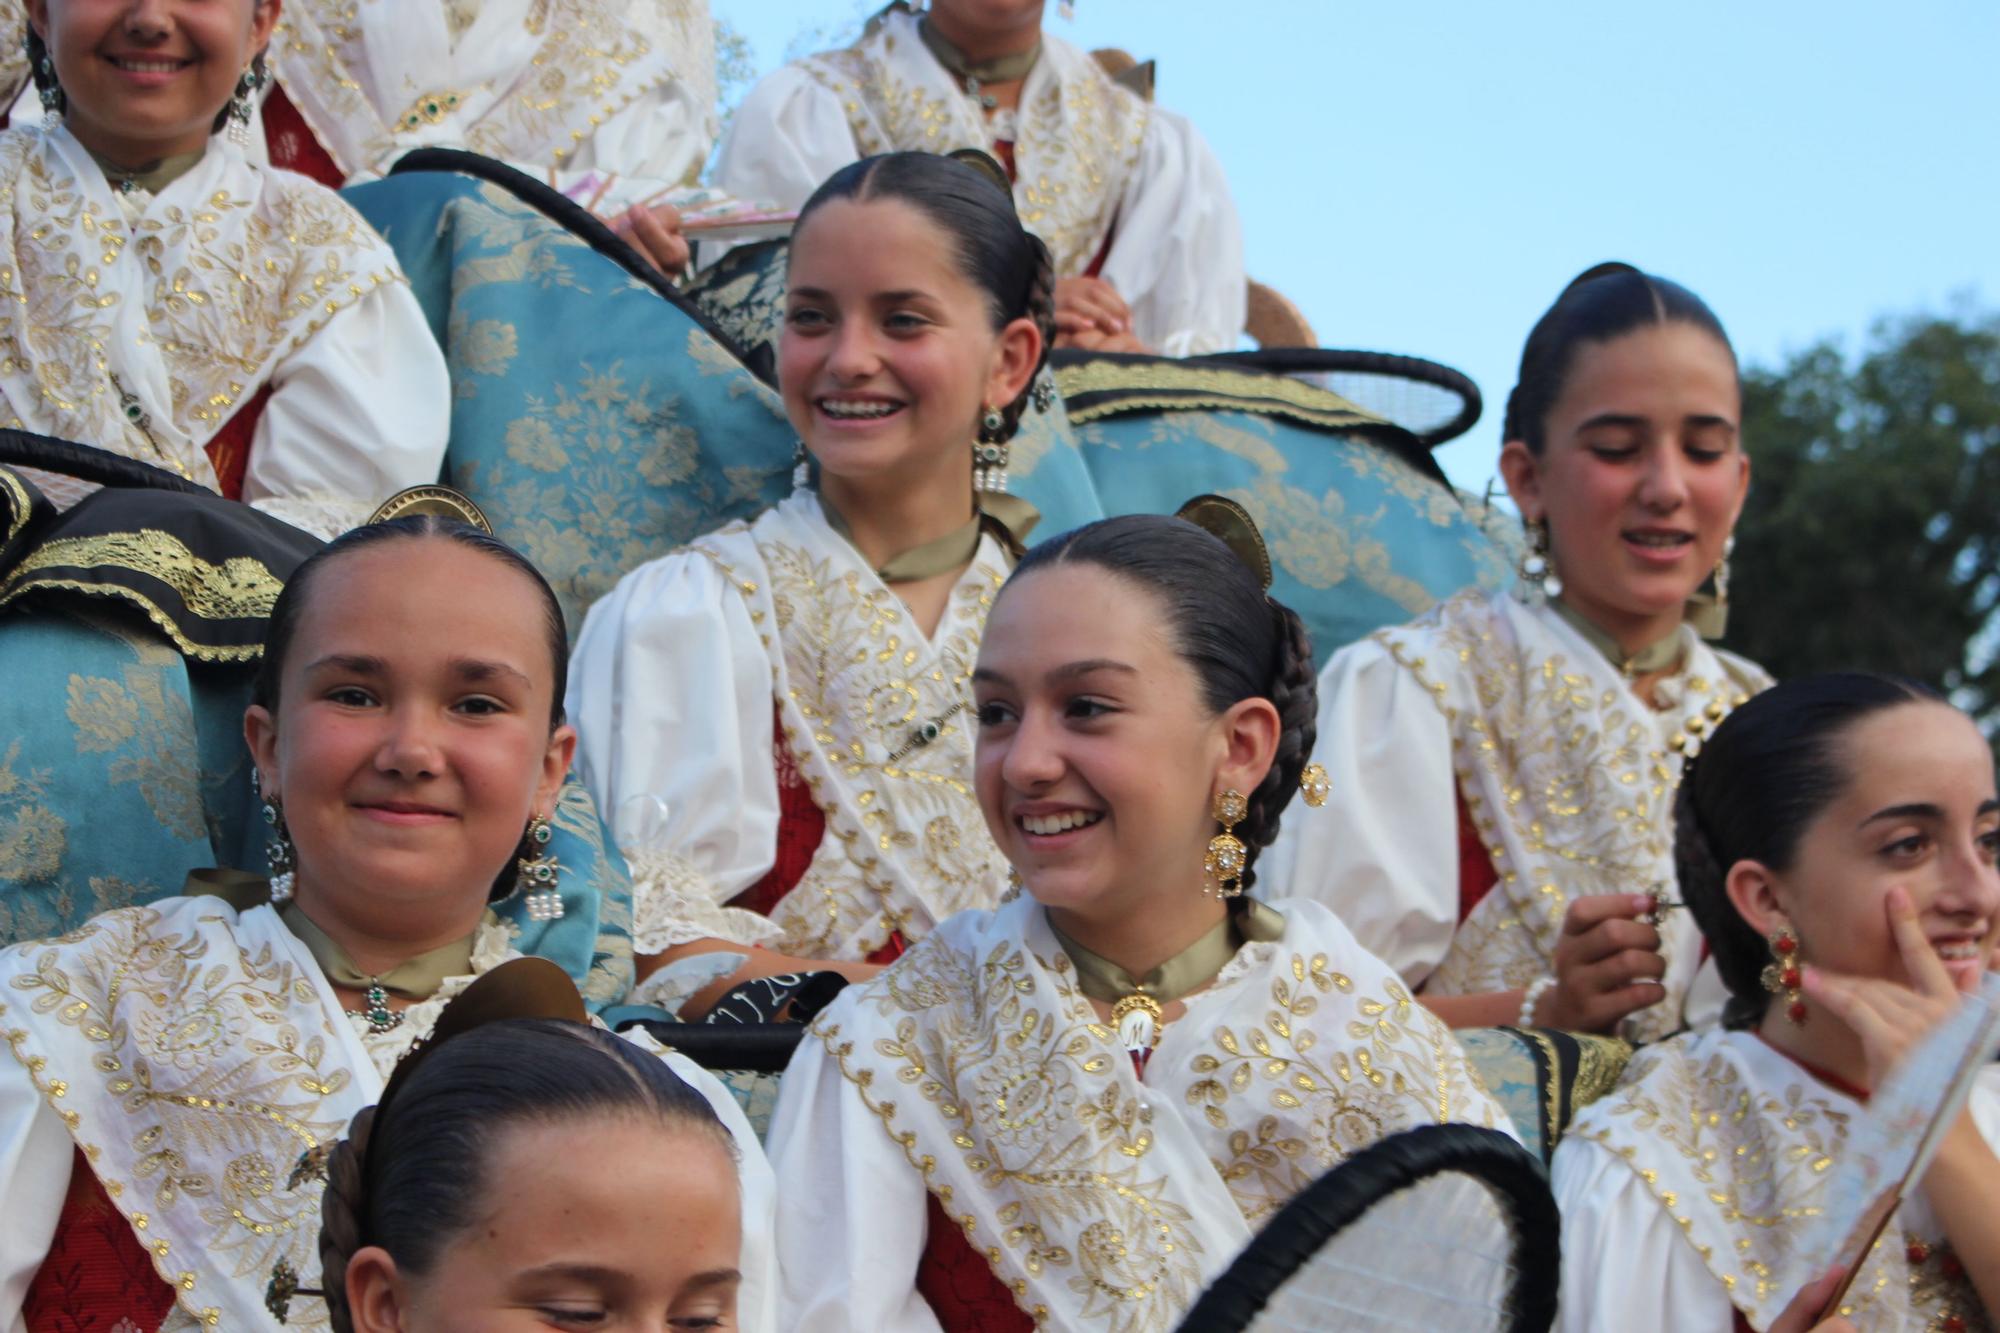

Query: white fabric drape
[1553,1028,1999,1332]
[766,895,1516,1332]
[0,124,448,538]
[0,896,776,1332]
[271,0,717,214]
[713,7,1245,356]
[568,492,1011,961]
[1261,590,1772,1041]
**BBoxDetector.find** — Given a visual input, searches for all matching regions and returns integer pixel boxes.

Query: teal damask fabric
[0,606,637,1008]
[1070,408,1512,664]
[346,172,1102,636]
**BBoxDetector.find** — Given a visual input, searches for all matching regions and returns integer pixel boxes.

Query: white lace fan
[1175,1124,1559,1333]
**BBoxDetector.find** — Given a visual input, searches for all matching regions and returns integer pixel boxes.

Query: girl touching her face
[1553,674,2000,1332]
[1263,264,1771,1041]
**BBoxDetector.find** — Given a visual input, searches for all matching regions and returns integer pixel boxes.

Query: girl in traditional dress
[568,150,1051,1018]
[766,510,1515,1333]
[714,0,1243,356]
[1555,673,2000,1331]
[0,514,772,1332]
[317,1015,746,1332]
[7,0,449,538]
[263,0,717,277]
[1262,263,1771,1040]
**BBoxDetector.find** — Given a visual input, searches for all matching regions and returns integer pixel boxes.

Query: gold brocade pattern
[1381,592,1770,1042]
[692,506,1008,959]
[1192,956,1498,1224]
[1567,1031,1989,1331]
[811,900,1508,1329]
[1053,359,1384,433]
[800,12,1149,278]
[0,528,286,663]
[273,0,692,178]
[0,127,405,479]
[0,900,361,1328]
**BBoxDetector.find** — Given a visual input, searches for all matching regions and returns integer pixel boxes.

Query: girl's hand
[611,202,691,277]
[1801,885,1962,1090]
[1767,1267,1857,1333]
[1536,894,1667,1032]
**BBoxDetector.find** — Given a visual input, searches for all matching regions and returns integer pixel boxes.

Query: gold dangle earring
[1203,789,1248,898]
[1300,763,1330,808]
[226,58,263,149]
[1762,925,1805,1025]
[517,814,564,921]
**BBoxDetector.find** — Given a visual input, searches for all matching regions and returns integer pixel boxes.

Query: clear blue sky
[712,2,1999,494]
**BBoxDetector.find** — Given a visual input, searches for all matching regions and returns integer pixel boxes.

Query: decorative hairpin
[1175,493,1273,592]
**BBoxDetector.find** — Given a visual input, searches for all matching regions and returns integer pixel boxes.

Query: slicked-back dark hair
[252,516,568,728]
[1675,672,1945,1028]
[1006,514,1318,891]
[317,1020,734,1332]
[1504,262,1740,452]
[791,150,1056,441]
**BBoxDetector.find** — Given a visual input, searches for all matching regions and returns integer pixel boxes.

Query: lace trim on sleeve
[627,849,785,954]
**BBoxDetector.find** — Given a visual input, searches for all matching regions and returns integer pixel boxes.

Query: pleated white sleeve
[241,280,450,540]
[1551,1134,1734,1333]
[566,553,786,954]
[710,67,864,215]
[0,1060,74,1331]
[1099,108,1246,358]
[765,1025,944,1333]
[1256,637,1461,987]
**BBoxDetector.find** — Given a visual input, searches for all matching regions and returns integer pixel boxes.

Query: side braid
[1237,601,1318,892]
[316,1107,375,1333]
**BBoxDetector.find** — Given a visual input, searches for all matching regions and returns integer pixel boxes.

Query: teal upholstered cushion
[1056,356,1512,664]
[346,172,1101,636]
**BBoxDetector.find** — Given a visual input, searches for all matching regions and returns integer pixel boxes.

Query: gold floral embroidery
[815,931,1207,1331]
[1,902,357,1327]
[0,130,405,481]
[801,16,1148,279]
[274,0,688,177]
[693,519,1008,959]
[0,529,285,663]
[66,648,203,841]
[1383,593,1770,1041]
[1192,954,1499,1222]
[1569,1035,1983,1330]
[0,738,67,886]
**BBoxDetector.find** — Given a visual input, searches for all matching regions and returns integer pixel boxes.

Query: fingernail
[1632,895,1654,913]
[1889,884,1912,912]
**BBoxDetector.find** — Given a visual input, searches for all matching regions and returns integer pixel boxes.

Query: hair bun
[945,147,1013,198]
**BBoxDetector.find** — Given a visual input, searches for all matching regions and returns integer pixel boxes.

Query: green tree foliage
[1725,306,2000,742]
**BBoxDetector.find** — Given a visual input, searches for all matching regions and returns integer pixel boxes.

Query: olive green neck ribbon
[821,494,1039,583]
[917,14,1043,88]
[1051,899,1287,1005]
[1549,596,1684,679]
[277,901,483,1001]
[86,145,206,196]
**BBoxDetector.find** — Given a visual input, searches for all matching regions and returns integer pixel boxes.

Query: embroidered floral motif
[1567,1031,1986,1330]
[0,128,404,483]
[691,503,1009,960]
[1383,592,1772,1041]
[799,13,1148,279]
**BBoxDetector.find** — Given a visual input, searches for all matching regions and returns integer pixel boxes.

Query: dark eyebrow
[513,1261,741,1286]
[1858,802,1944,829]
[303,653,384,677]
[1980,799,2000,818]
[1683,414,1736,431]
[1575,412,1648,433]
[448,657,533,688]
[972,659,1139,689]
